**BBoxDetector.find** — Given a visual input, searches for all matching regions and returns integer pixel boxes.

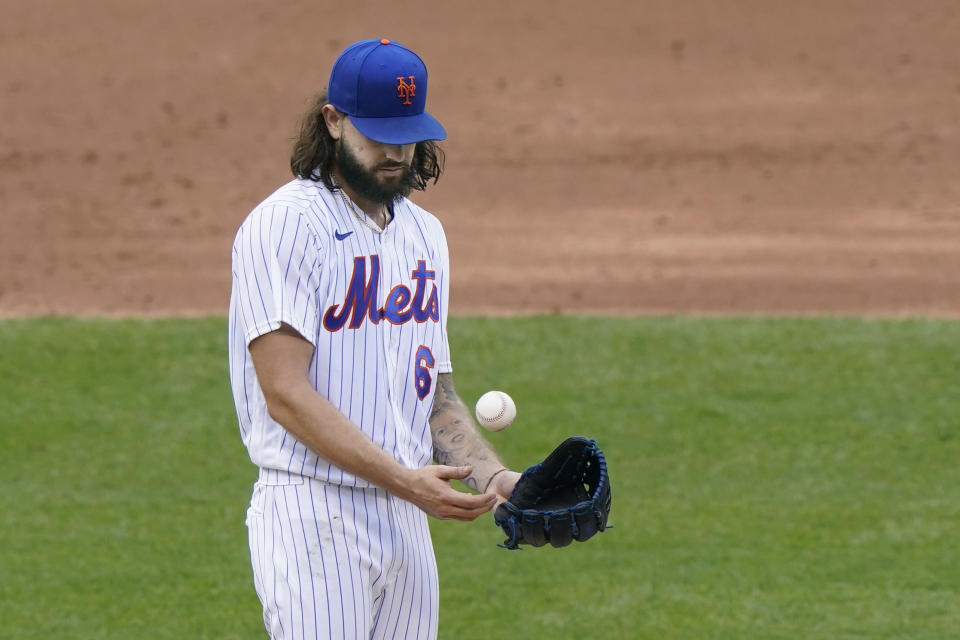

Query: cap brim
[349,112,447,145]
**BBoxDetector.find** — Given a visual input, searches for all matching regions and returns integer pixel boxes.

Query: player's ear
[321,104,343,141]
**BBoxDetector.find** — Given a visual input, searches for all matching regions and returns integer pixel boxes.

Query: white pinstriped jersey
[228,178,453,486]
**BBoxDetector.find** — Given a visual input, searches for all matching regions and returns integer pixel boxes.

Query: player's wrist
[380,466,418,502]
[484,467,520,497]
[481,467,509,493]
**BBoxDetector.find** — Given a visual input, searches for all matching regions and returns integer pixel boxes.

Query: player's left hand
[485,469,522,508]
[493,437,612,549]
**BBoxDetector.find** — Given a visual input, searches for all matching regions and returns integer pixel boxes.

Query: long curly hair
[290,90,444,191]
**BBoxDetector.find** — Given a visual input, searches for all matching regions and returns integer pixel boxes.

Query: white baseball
[474,390,516,432]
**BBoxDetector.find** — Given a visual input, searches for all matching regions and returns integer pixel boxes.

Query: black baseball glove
[494,436,612,549]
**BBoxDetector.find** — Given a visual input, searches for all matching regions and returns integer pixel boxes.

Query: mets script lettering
[323,255,439,331]
[396,76,416,105]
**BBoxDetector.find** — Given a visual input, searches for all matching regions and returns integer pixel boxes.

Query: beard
[336,141,417,207]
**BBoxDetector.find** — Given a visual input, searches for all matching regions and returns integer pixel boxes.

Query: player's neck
[335,180,390,230]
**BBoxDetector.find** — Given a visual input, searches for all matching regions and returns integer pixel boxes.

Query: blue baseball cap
[328,38,447,145]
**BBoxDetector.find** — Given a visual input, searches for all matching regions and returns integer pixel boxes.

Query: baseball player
[228,39,521,639]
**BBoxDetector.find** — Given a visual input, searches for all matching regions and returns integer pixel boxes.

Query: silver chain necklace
[339,189,386,233]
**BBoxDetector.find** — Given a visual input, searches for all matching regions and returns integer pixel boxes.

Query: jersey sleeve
[231,204,324,347]
[435,220,454,374]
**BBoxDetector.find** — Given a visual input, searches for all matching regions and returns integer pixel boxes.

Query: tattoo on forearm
[430,374,498,479]
[430,373,460,419]
[433,445,453,466]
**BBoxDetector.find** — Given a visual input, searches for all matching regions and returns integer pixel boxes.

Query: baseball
[474,390,516,432]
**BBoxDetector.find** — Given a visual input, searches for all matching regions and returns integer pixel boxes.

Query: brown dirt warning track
[2,1,959,317]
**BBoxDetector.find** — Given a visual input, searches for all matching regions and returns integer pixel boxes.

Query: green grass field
[2,316,958,639]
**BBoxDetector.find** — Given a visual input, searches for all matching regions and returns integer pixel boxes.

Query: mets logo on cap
[396,76,416,106]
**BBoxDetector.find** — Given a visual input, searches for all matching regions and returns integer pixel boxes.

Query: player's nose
[381,141,416,163]
[381,144,405,161]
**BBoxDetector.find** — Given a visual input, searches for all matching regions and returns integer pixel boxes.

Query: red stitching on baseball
[481,394,506,422]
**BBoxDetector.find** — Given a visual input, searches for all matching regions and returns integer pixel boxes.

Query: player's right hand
[400,465,498,521]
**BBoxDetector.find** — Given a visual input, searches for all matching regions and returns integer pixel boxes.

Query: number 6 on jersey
[415,345,435,399]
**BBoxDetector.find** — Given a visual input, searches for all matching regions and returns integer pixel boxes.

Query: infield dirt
[2,1,958,317]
